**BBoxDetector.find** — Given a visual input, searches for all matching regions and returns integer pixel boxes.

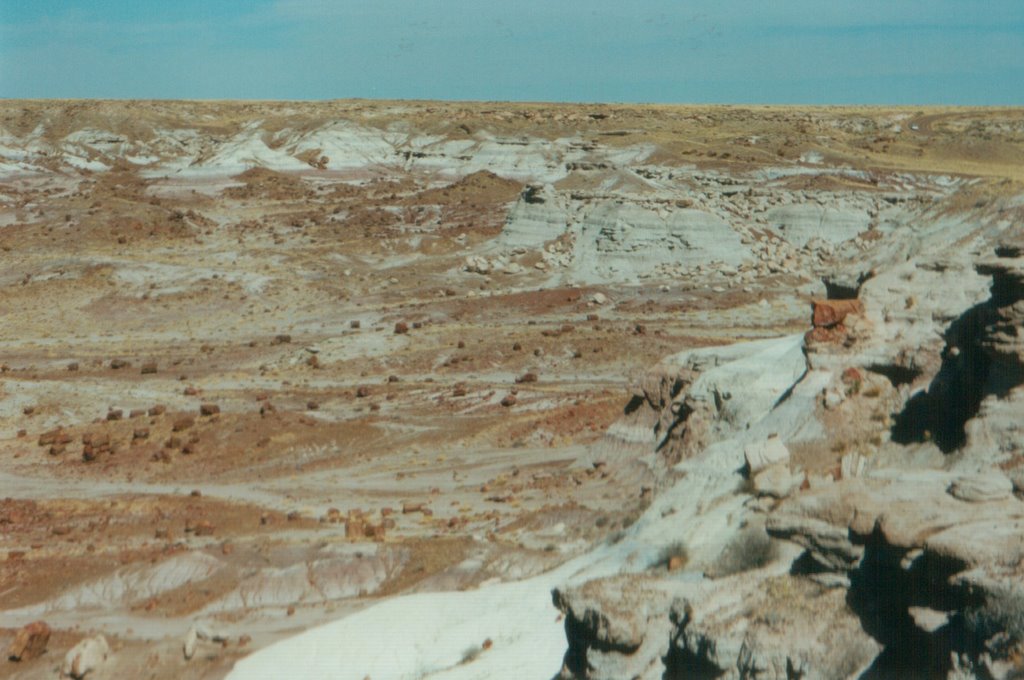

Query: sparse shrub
[708,526,778,577]
[460,644,482,665]
[965,586,1024,644]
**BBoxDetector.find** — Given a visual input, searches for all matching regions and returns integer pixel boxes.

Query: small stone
[110,359,129,370]
[500,394,517,407]
[106,409,122,421]
[307,401,319,410]
[140,362,158,375]
[199,403,220,416]
[148,404,167,416]
[394,322,409,334]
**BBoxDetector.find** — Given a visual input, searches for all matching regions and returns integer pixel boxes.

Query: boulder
[7,620,50,661]
[61,635,109,679]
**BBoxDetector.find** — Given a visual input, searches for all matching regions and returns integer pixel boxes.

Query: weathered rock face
[555,240,1024,680]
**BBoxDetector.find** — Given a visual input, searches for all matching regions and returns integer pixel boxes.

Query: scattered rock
[199,403,220,416]
[394,322,409,334]
[140,361,158,374]
[500,394,517,407]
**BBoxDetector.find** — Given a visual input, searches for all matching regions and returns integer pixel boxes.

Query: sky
[1,0,1022,104]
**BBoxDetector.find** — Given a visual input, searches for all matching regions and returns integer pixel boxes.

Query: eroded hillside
[1,100,1023,679]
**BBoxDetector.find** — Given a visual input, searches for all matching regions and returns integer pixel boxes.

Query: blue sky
[1,0,1022,103]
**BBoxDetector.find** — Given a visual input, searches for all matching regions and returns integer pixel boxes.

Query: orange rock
[805,325,849,344]
[811,299,863,328]
[841,367,863,384]
[7,620,50,661]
